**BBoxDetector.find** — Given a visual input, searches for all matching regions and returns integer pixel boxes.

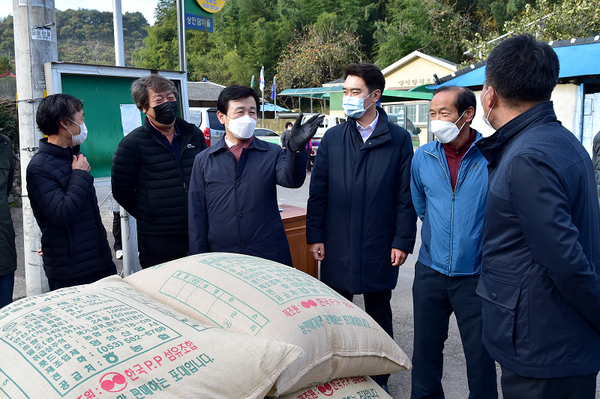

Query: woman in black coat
[26,94,116,290]
[0,133,16,307]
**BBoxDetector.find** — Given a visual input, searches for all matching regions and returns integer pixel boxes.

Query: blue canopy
[260,103,290,112]
[433,38,600,88]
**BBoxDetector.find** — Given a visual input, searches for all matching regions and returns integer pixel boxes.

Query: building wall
[385,58,454,90]
[471,83,578,137]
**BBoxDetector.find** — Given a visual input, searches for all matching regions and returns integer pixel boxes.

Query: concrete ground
[9,174,600,398]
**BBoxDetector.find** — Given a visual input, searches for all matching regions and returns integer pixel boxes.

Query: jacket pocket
[476,272,521,357]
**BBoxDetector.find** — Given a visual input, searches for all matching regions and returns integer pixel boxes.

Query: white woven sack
[123,253,412,395]
[0,275,301,399]
[278,376,393,399]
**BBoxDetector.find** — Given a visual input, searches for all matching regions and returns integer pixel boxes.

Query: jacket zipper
[152,132,189,193]
[424,142,477,277]
[449,146,475,276]
[425,149,453,275]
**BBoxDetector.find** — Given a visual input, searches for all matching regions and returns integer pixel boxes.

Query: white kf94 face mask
[430,110,466,144]
[342,91,375,119]
[225,114,257,140]
[66,119,88,146]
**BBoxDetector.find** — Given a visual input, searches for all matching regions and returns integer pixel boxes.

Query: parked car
[254,128,282,146]
[189,107,226,147]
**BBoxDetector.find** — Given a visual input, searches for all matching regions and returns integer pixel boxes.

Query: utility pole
[113,0,139,276]
[13,0,58,295]
[176,0,186,72]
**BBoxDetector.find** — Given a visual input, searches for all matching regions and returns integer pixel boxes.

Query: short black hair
[217,85,260,115]
[486,34,559,103]
[433,86,477,118]
[131,74,178,111]
[285,121,293,128]
[36,94,83,136]
[343,63,385,95]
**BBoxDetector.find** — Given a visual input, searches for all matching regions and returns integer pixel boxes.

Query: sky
[0,0,159,25]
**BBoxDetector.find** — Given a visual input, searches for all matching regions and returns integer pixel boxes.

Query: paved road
[8,173,600,398]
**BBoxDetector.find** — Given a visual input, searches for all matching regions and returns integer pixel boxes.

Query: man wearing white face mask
[409,86,497,399]
[188,85,323,265]
[27,94,117,290]
[307,63,417,392]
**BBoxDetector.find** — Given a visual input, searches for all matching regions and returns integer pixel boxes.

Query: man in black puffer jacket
[27,94,116,290]
[112,74,207,268]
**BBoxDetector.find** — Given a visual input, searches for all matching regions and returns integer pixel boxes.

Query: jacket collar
[431,129,483,154]
[206,134,271,156]
[476,101,557,167]
[144,116,193,137]
[348,106,391,148]
[38,138,79,159]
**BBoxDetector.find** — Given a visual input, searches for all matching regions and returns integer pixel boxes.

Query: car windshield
[208,110,225,130]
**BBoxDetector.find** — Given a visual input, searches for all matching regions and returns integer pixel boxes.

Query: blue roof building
[431,35,600,156]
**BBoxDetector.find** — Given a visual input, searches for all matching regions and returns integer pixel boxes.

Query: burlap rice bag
[123,253,411,395]
[0,275,301,398]
[278,376,393,399]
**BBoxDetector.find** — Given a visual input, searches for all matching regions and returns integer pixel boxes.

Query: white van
[301,114,346,163]
[189,107,226,147]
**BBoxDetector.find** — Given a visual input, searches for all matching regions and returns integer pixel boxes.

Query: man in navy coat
[306,63,417,392]
[188,85,322,265]
[476,34,600,398]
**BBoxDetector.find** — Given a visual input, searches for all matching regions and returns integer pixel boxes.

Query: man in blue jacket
[307,63,417,392]
[188,85,322,265]
[476,34,600,398]
[410,86,497,399]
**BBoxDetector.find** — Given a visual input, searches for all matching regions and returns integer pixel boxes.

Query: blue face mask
[342,91,375,119]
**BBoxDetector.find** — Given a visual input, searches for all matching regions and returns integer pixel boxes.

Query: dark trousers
[47,264,117,291]
[138,233,189,269]
[0,273,14,308]
[112,212,122,251]
[501,366,598,399]
[411,261,497,399]
[334,287,393,386]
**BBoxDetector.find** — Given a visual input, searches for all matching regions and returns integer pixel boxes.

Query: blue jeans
[411,261,498,399]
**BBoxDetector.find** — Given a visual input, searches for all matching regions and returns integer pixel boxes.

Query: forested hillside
[0,0,598,89]
[0,9,148,71]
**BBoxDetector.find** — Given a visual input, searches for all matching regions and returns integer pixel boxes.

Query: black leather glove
[288,113,325,153]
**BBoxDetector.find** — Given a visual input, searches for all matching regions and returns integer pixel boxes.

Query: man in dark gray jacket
[112,74,207,268]
[476,34,600,399]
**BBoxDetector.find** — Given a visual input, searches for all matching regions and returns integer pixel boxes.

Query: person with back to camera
[27,94,116,290]
[476,33,600,398]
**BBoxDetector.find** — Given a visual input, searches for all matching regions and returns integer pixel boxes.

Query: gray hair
[131,74,178,111]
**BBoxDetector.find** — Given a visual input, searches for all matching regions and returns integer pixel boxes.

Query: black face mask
[152,101,178,125]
